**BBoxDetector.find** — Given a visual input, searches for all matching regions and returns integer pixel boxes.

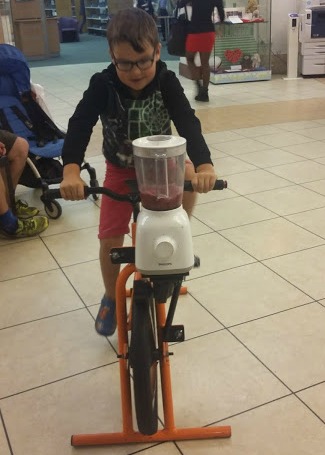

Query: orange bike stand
[71,263,231,447]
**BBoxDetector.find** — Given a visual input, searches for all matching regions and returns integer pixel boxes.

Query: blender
[133,135,194,276]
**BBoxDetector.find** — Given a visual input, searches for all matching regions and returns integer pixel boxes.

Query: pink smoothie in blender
[133,135,186,212]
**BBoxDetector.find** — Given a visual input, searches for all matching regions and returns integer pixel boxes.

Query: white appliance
[286,13,301,78]
[132,135,194,276]
[298,0,325,74]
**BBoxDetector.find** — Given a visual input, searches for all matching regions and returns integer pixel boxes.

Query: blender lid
[132,135,186,158]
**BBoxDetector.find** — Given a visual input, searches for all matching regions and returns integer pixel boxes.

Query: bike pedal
[163,325,185,342]
[110,247,135,264]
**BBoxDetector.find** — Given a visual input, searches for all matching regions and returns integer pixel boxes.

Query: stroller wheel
[45,200,62,219]
[90,179,99,201]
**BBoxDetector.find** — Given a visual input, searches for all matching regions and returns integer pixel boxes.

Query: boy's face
[110,42,161,93]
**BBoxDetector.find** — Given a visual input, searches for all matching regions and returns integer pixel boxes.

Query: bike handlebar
[41,179,227,204]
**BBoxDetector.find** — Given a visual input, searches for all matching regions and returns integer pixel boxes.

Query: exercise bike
[42,135,231,447]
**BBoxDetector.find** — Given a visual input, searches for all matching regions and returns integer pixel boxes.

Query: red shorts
[98,162,136,239]
[186,32,215,53]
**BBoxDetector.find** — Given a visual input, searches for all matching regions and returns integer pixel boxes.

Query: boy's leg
[99,235,125,301]
[95,162,135,336]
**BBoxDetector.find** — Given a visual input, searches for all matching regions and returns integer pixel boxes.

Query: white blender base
[135,206,194,275]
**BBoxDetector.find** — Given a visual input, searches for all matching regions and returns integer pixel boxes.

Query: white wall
[271,0,298,53]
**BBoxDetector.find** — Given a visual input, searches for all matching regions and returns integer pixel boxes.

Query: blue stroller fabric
[0,44,98,217]
[0,43,65,159]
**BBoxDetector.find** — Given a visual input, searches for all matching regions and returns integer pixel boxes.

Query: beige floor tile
[226,169,292,195]
[171,293,223,340]
[255,132,315,148]
[138,443,180,454]
[221,218,324,260]
[0,366,154,455]
[193,197,277,231]
[248,186,325,216]
[231,303,325,391]
[213,156,257,176]
[303,179,325,196]
[298,383,325,421]
[0,423,10,455]
[263,245,325,300]
[188,263,312,327]
[215,138,272,156]
[41,201,100,237]
[0,270,83,328]
[203,131,245,144]
[190,216,213,237]
[0,239,58,281]
[238,148,303,167]
[286,207,325,238]
[298,126,325,140]
[0,309,116,397]
[195,187,238,205]
[232,125,284,138]
[178,396,325,455]
[63,260,102,306]
[170,331,289,428]
[281,141,325,159]
[42,226,100,267]
[190,232,255,280]
[268,160,325,184]
[275,120,324,132]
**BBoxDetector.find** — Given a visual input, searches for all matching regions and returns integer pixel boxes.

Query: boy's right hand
[60,164,87,200]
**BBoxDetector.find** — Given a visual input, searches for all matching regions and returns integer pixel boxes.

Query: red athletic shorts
[98,162,136,239]
[186,32,215,53]
[98,160,194,239]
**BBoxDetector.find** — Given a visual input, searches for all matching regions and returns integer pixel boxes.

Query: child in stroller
[0,43,98,219]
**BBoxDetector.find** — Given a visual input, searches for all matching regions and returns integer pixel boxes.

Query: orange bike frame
[71,221,231,446]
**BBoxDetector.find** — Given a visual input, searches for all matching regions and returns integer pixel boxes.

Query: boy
[60,8,216,336]
[0,130,49,237]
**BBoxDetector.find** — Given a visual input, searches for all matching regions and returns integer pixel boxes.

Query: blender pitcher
[132,135,194,276]
[133,135,186,211]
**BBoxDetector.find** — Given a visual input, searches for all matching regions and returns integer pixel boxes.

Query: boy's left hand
[191,165,216,193]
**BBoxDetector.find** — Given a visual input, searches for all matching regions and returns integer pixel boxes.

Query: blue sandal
[95,295,116,336]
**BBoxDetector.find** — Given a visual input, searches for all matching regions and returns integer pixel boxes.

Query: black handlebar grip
[183,179,227,191]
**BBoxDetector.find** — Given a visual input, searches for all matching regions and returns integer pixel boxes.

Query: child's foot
[95,295,116,336]
[15,199,40,219]
[0,216,49,238]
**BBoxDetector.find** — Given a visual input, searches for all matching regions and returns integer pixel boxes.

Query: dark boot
[195,86,209,102]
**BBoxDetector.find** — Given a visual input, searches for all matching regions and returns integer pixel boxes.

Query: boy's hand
[191,164,216,193]
[60,164,86,200]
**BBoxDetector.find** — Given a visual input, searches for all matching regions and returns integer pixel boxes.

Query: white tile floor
[1,61,325,454]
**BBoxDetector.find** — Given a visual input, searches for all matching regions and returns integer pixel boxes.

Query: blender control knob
[154,236,176,259]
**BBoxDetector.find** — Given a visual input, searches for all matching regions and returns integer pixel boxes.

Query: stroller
[0,43,98,219]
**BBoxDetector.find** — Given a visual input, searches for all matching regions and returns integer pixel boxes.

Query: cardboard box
[10,0,42,20]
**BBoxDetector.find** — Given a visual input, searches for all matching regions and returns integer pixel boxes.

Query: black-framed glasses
[112,50,156,72]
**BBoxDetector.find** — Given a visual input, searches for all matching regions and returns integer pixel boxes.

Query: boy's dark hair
[107,8,159,53]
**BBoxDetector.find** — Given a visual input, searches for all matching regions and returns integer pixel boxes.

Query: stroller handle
[41,179,227,204]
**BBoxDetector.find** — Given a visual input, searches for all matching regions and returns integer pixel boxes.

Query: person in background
[177,0,225,102]
[158,0,169,41]
[79,0,86,34]
[59,8,217,337]
[0,130,49,237]
[137,0,155,17]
